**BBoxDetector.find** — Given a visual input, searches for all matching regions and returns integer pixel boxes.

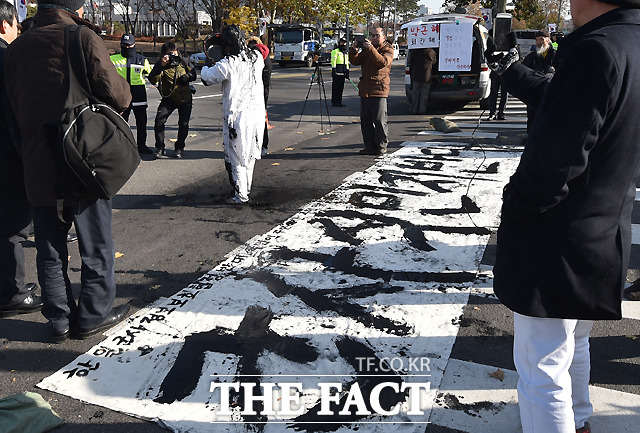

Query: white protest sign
[439,22,473,72]
[548,23,557,33]
[407,23,440,49]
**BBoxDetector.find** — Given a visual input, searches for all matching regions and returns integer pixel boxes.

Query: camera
[355,35,366,45]
[168,54,181,67]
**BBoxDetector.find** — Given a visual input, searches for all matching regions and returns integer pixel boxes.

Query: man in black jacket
[0,0,42,317]
[493,1,640,432]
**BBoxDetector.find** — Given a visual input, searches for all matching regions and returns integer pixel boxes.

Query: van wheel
[305,56,313,67]
[479,98,490,109]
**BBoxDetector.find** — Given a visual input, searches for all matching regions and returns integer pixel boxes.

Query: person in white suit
[201,25,265,204]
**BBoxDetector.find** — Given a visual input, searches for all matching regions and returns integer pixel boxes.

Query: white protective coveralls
[201,51,265,202]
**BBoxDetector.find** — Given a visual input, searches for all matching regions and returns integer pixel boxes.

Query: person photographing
[349,28,394,156]
[148,42,196,159]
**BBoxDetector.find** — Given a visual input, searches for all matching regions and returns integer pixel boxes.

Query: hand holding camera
[487,48,520,75]
[161,53,182,68]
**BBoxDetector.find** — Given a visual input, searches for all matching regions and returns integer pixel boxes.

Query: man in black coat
[493,1,640,432]
[408,47,436,114]
[0,0,42,317]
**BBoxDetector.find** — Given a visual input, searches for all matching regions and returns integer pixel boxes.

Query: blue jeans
[33,199,116,332]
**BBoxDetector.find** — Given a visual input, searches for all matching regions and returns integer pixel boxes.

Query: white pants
[514,313,594,433]
[228,157,256,202]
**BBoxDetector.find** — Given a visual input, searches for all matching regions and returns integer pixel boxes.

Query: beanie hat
[38,0,86,12]
[535,30,549,38]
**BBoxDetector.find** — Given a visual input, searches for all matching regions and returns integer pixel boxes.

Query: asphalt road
[1,60,638,432]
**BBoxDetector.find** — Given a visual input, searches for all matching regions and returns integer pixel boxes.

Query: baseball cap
[121,34,135,45]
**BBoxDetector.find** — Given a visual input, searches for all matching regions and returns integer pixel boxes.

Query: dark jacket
[522,44,556,77]
[409,47,436,83]
[349,41,394,98]
[0,37,26,202]
[495,8,640,320]
[148,57,196,106]
[4,9,131,207]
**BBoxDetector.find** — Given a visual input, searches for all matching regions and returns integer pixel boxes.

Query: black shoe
[138,146,154,155]
[67,233,78,243]
[154,148,166,159]
[74,305,131,339]
[359,147,386,156]
[496,113,506,120]
[26,282,38,293]
[174,150,183,159]
[359,148,379,155]
[485,113,496,121]
[52,327,70,344]
[0,294,43,318]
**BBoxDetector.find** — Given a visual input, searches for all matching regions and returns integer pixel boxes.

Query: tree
[157,0,196,51]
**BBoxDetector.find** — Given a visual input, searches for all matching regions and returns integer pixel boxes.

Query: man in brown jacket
[4,0,131,342]
[349,27,394,155]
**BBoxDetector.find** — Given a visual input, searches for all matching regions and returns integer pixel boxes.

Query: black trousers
[33,199,115,333]
[0,196,32,306]
[154,98,193,151]
[360,97,388,151]
[332,74,345,104]
[123,104,148,149]
[489,74,508,115]
[263,120,269,150]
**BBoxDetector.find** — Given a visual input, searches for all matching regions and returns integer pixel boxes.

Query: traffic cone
[266,110,275,129]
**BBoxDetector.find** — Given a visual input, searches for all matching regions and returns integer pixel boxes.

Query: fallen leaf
[271,163,280,166]
[296,131,304,134]
[115,252,124,259]
[473,306,480,310]
[149,285,160,291]
[488,368,505,382]
[188,134,197,137]
[285,147,294,151]
[169,138,177,142]
[321,137,330,140]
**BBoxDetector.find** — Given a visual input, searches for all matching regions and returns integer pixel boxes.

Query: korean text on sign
[408,24,439,49]
[439,22,473,71]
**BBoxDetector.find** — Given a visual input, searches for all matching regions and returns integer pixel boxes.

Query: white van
[272,25,321,67]
[514,29,538,57]
[402,14,491,107]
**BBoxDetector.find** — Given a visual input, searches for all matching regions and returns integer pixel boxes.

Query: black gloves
[204,57,214,67]
[488,48,520,75]
[345,70,349,79]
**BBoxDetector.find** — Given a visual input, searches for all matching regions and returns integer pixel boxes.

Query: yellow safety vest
[110,53,152,87]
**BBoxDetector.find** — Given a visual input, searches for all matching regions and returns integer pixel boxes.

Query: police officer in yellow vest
[330,38,349,107]
[110,34,153,155]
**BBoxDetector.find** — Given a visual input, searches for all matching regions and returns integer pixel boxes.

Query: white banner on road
[39,142,520,433]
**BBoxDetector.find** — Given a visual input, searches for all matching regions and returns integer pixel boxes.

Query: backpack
[55,25,139,212]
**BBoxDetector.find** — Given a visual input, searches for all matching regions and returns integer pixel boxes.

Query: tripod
[297,60,332,133]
